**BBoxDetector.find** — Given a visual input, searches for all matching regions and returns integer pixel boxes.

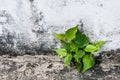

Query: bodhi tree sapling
[53,25,106,72]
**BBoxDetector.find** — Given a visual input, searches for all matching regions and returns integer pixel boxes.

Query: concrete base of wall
[0,51,119,80]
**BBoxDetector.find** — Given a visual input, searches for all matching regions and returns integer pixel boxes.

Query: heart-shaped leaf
[84,45,97,52]
[64,54,72,66]
[75,31,90,48]
[93,41,106,50]
[53,33,65,41]
[65,25,78,41]
[54,49,67,57]
[82,54,95,73]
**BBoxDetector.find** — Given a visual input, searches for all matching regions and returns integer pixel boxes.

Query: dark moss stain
[0,61,23,73]
[31,11,46,34]
[26,63,38,68]
[0,31,53,56]
[100,4,103,7]
[29,0,34,3]
[79,20,84,33]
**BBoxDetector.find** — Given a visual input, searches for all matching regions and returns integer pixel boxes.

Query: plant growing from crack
[53,25,106,73]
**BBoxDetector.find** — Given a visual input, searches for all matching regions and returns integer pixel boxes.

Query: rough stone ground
[0,51,120,80]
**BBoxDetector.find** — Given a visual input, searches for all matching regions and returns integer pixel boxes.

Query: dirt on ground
[0,50,120,80]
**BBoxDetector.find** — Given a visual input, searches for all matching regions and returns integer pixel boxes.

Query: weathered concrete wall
[0,0,120,55]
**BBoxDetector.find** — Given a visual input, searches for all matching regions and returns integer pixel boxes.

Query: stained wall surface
[0,0,120,55]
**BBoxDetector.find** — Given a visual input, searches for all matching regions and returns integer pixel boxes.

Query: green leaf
[70,42,78,52]
[75,31,90,48]
[64,54,72,66]
[65,25,78,41]
[62,41,70,51]
[54,49,67,57]
[76,62,82,71]
[82,54,95,73]
[74,50,85,62]
[53,33,65,41]
[94,41,106,50]
[53,25,108,73]
[84,45,97,52]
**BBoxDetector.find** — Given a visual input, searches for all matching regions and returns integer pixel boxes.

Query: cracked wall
[0,0,120,55]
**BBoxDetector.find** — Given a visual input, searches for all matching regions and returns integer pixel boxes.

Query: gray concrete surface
[0,51,119,80]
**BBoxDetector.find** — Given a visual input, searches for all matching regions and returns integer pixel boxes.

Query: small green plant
[53,25,106,73]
